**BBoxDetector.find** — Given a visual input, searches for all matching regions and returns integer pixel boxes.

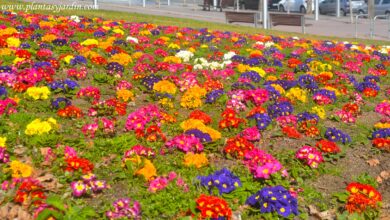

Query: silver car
[319,0,365,15]
[357,0,390,16]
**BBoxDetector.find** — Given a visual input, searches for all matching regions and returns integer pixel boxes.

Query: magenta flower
[296,146,324,168]
[148,177,169,193]
[71,181,87,197]
[64,146,78,159]
[165,134,204,153]
[240,126,261,142]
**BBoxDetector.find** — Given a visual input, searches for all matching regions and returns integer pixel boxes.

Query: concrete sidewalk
[17,0,390,41]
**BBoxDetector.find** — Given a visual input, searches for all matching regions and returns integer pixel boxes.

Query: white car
[278,0,315,13]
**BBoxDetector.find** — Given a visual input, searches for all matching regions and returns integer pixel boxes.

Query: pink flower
[296,146,324,168]
[167,172,177,181]
[240,127,261,142]
[64,146,78,159]
[148,177,169,193]
[71,181,87,197]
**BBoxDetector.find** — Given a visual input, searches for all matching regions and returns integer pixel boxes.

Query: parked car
[357,0,390,16]
[319,0,365,16]
[278,0,315,13]
[269,0,282,10]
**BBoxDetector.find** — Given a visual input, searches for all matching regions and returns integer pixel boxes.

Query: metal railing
[355,14,368,39]
[370,14,390,39]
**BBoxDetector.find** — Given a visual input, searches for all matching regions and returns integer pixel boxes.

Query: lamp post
[263,0,268,28]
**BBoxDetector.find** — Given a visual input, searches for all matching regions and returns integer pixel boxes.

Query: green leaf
[46,195,66,211]
[36,209,63,220]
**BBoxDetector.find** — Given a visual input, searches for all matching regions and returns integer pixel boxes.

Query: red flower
[196,194,232,219]
[282,126,301,139]
[189,110,212,124]
[224,136,254,159]
[372,138,390,151]
[345,182,382,213]
[65,157,94,174]
[315,139,340,153]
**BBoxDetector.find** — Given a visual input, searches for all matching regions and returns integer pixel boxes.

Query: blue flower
[205,89,224,104]
[198,168,241,195]
[324,127,351,144]
[246,186,298,218]
[185,129,212,143]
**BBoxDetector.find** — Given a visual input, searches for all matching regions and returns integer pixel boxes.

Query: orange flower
[183,153,208,168]
[135,159,157,181]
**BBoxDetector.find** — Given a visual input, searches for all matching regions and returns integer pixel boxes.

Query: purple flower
[71,181,87,197]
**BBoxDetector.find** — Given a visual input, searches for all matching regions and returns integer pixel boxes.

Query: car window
[383,0,390,4]
[374,0,380,4]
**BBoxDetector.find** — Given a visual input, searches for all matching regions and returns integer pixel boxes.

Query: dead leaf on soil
[13,145,27,156]
[0,203,33,220]
[366,158,380,167]
[380,170,390,180]
[35,173,63,192]
[309,205,335,220]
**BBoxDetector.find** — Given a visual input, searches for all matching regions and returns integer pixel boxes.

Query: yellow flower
[250,67,266,77]
[0,48,13,56]
[13,57,25,65]
[41,34,57,43]
[311,106,326,119]
[153,80,177,95]
[9,160,33,178]
[286,87,307,103]
[132,51,144,59]
[0,27,18,36]
[374,122,390,129]
[25,118,57,136]
[63,55,74,64]
[324,86,340,96]
[168,43,180,50]
[158,98,174,109]
[180,119,221,141]
[139,30,151,36]
[112,28,124,35]
[116,89,134,102]
[135,158,157,181]
[80,39,99,46]
[25,86,51,100]
[237,64,250,73]
[0,137,6,147]
[180,86,207,109]
[266,76,278,81]
[160,36,170,42]
[183,153,209,168]
[109,52,132,65]
[200,44,209,48]
[6,37,20,48]
[163,56,182,64]
[271,84,285,94]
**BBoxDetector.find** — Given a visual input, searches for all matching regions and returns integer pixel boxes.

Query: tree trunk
[307,0,313,14]
[350,0,353,23]
[368,0,375,19]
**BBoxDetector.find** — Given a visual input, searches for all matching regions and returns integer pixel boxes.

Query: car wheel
[358,10,365,15]
[319,8,324,14]
[279,5,285,12]
[386,11,390,17]
[300,6,306,14]
[341,9,347,16]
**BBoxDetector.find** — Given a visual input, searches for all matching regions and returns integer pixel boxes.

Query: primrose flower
[196,195,232,219]
[70,181,87,197]
[165,134,204,153]
[183,152,208,168]
[106,198,141,219]
[25,86,51,100]
[296,146,324,168]
[198,168,241,195]
[345,182,382,214]
[25,118,57,136]
[9,160,33,178]
[246,185,299,218]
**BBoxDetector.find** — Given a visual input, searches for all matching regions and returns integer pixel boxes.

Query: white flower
[292,36,300,40]
[193,64,203,70]
[126,36,139,44]
[70,15,80,23]
[264,41,275,48]
[223,51,236,60]
[175,50,194,62]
